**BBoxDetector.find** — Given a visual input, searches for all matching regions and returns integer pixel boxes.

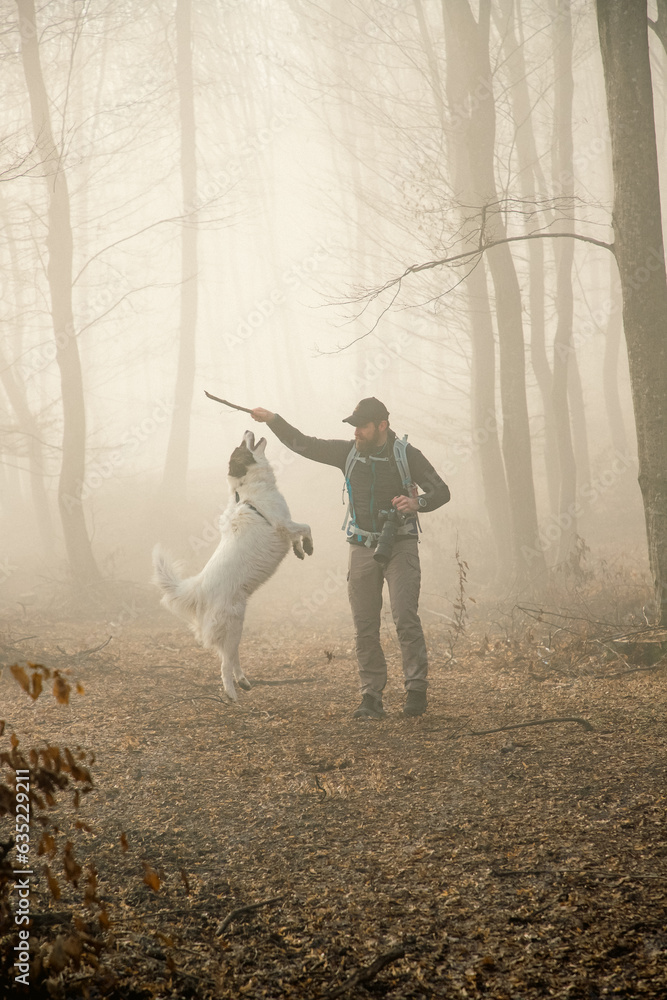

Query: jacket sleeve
[268,414,352,472]
[406,444,451,512]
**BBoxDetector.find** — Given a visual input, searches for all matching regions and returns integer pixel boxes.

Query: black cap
[342,397,390,426]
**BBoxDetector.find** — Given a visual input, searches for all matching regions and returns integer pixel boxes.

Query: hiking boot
[403,690,427,716]
[352,693,386,720]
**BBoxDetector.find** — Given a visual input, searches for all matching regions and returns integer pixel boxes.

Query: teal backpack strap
[341,444,359,533]
[393,434,413,492]
[393,433,421,532]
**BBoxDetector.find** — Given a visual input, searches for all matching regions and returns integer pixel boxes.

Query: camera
[373,507,406,565]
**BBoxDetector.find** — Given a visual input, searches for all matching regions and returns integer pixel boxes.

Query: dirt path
[2,608,667,998]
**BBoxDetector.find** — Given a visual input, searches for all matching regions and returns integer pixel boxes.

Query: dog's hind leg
[213,605,248,700]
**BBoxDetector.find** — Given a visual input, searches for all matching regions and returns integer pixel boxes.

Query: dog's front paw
[302,535,314,556]
[292,541,305,560]
[237,676,252,691]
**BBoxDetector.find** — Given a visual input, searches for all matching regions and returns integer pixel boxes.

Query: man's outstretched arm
[251,408,351,472]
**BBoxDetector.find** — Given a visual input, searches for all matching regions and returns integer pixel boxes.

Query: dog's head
[228,430,268,481]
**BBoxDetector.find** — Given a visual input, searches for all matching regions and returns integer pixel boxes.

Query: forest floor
[1,585,667,999]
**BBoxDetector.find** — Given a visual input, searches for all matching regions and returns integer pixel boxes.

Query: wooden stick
[326,946,406,997]
[469,717,593,735]
[215,895,286,935]
[204,391,254,414]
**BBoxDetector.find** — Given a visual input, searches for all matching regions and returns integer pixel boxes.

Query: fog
[0,0,657,624]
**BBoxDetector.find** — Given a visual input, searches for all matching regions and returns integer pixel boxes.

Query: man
[251,397,450,718]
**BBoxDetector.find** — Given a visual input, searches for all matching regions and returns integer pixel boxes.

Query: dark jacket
[269,414,450,543]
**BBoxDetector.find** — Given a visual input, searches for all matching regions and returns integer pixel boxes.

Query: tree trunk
[0,350,54,558]
[16,0,99,584]
[162,0,198,509]
[597,0,667,624]
[443,0,546,584]
[603,269,629,456]
[413,0,512,580]
[567,348,591,485]
[498,0,560,518]
[0,192,55,557]
[550,0,578,563]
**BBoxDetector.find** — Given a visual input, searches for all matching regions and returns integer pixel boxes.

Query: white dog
[152,430,313,700]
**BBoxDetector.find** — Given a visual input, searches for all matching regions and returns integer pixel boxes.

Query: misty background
[0,0,654,629]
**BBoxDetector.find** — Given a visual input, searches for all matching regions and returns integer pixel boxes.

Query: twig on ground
[216,895,286,935]
[251,677,317,686]
[469,717,594,735]
[492,868,667,880]
[516,605,618,629]
[326,945,406,997]
[594,661,667,679]
[55,636,113,660]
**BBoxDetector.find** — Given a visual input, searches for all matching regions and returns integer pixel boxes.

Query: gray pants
[347,538,428,696]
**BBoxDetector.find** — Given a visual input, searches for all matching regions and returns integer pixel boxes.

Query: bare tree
[497,0,560,518]
[161,0,198,510]
[412,0,512,580]
[442,0,546,585]
[597,0,667,624]
[16,0,99,583]
[550,0,579,563]
[603,262,629,456]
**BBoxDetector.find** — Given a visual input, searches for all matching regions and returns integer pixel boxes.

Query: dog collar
[235,491,271,526]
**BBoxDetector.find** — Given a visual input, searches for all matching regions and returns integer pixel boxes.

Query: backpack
[342,434,420,545]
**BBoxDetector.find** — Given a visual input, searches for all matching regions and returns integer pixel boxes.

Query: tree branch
[372,231,613,297]
[326,945,406,997]
[469,717,594,735]
[329,230,613,351]
[215,895,286,936]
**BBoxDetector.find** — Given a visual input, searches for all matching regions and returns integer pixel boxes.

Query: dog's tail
[152,544,199,620]
[152,544,183,594]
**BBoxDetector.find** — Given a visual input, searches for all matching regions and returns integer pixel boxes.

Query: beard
[355,431,384,457]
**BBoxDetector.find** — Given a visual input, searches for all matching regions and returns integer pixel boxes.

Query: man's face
[354,420,387,456]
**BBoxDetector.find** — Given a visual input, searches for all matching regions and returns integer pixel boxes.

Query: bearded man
[251,398,450,718]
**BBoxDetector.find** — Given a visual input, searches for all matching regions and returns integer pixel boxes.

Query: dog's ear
[242,430,255,451]
[252,436,267,458]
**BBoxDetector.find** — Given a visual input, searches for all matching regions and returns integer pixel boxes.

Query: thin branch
[594,661,667,680]
[55,636,112,660]
[326,945,406,997]
[215,895,286,936]
[370,231,613,298]
[492,868,667,880]
[469,717,594,735]
[328,230,613,351]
